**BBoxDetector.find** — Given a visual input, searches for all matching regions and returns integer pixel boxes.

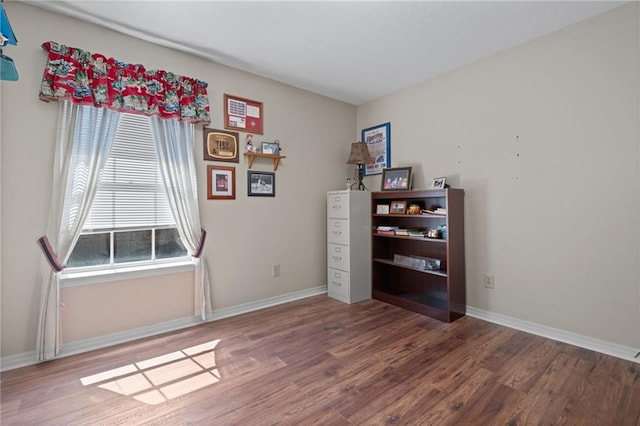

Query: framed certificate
[224,94,264,134]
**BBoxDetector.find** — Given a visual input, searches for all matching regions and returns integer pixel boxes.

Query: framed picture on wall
[203,128,239,163]
[207,165,236,200]
[247,170,275,197]
[224,94,264,135]
[362,122,390,176]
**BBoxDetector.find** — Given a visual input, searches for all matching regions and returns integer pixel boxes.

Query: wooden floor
[1,296,639,425]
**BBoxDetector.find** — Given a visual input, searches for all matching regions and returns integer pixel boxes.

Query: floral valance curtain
[39,41,210,125]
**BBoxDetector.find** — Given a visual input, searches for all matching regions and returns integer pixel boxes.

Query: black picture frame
[432,177,446,189]
[261,142,280,155]
[247,171,276,197]
[381,166,412,191]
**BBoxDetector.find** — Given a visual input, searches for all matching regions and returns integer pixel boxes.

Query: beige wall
[359,3,640,348]
[0,3,355,357]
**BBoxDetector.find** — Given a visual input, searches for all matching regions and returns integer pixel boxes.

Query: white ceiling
[25,1,625,105]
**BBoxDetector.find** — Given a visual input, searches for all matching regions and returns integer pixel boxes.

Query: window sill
[60,260,196,288]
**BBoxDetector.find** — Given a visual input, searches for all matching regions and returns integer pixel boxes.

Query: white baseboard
[0,285,327,372]
[466,306,640,364]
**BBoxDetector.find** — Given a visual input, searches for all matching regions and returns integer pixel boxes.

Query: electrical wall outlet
[483,274,495,289]
[272,264,281,278]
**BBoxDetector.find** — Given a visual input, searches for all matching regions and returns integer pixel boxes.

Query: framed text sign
[362,122,391,176]
[224,94,264,135]
[203,128,239,163]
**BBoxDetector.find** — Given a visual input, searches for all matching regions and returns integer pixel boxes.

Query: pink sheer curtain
[39,41,211,125]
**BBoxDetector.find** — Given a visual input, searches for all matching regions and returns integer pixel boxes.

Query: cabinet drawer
[327,193,349,219]
[327,243,350,271]
[327,219,349,245]
[328,268,349,299]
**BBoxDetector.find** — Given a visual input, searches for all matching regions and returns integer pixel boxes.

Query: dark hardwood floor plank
[350,383,445,425]
[404,367,498,425]
[612,383,640,426]
[496,338,561,393]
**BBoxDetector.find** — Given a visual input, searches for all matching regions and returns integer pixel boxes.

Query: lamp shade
[346,142,374,165]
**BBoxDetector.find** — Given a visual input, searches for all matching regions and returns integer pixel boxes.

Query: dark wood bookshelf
[371,189,465,322]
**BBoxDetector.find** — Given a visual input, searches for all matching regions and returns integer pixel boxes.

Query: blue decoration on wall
[0,3,19,81]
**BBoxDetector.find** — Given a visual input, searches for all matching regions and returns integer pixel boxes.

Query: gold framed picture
[203,128,239,163]
[390,200,407,214]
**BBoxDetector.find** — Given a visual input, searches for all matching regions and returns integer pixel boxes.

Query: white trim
[60,260,195,287]
[0,285,327,372]
[206,285,326,322]
[466,306,640,364]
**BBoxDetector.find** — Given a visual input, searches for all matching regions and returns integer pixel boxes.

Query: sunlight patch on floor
[80,339,221,405]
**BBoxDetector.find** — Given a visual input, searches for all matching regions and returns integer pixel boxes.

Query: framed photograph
[203,128,239,163]
[390,200,407,214]
[261,142,280,155]
[362,122,390,176]
[224,94,264,134]
[432,177,446,189]
[381,167,412,191]
[248,171,275,197]
[376,204,390,214]
[207,165,235,200]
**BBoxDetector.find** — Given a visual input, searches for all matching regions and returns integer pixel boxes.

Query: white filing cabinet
[326,190,371,303]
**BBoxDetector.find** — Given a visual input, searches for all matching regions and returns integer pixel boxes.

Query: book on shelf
[422,208,447,215]
[377,230,395,235]
[394,228,409,236]
[376,225,398,232]
[407,229,427,237]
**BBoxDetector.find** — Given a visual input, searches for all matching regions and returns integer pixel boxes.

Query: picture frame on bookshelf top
[432,177,446,189]
[381,166,412,191]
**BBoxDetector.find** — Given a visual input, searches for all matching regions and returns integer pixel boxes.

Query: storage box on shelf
[371,189,465,322]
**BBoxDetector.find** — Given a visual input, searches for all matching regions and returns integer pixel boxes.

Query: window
[67,113,187,268]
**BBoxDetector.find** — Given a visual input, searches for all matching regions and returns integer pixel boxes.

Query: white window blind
[83,113,175,231]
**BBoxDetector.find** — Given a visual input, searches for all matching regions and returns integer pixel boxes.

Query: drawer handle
[332,205,342,209]
[332,281,342,286]
[332,256,342,261]
[332,231,342,235]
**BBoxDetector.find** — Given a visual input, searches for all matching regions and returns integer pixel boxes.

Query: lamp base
[350,164,368,191]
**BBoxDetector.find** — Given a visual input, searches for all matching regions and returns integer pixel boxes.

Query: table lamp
[346,142,374,190]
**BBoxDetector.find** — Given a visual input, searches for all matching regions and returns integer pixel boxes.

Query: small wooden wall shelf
[244,152,287,171]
